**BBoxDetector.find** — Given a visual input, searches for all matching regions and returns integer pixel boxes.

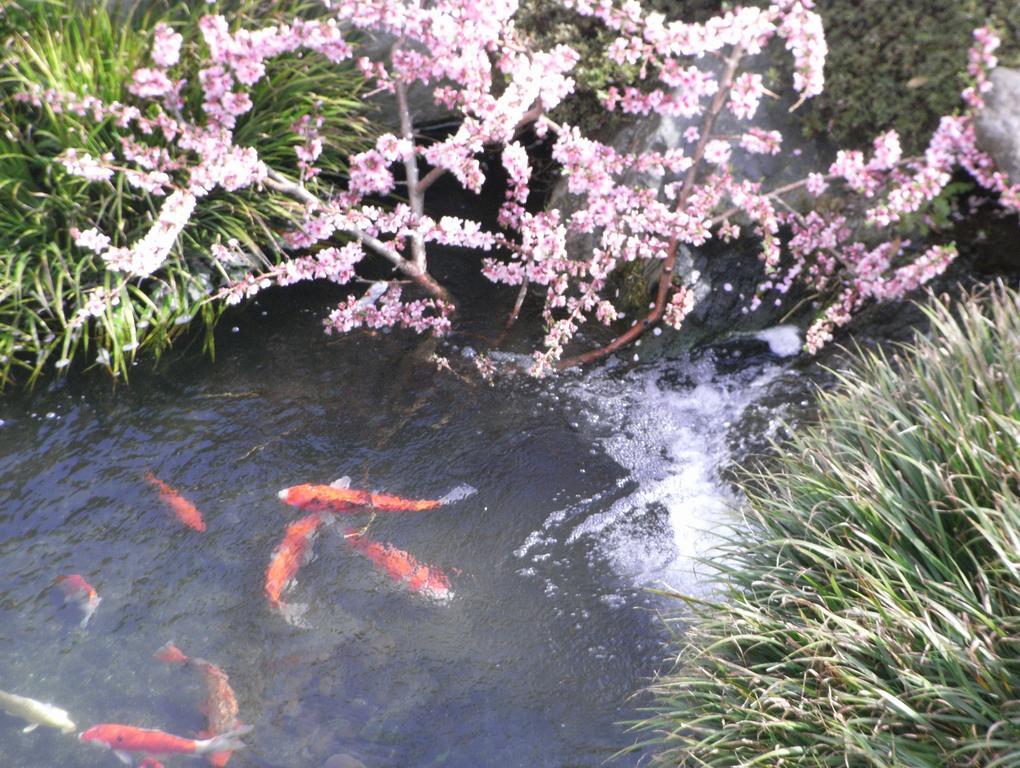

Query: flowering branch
[556,44,746,370]
[18,1,1019,381]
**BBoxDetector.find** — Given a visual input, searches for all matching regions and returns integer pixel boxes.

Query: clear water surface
[0,284,794,768]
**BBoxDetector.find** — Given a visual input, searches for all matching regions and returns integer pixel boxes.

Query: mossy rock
[798,0,1020,153]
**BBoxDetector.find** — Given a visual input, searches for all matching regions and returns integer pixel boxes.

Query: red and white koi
[264,511,329,627]
[345,530,453,602]
[78,723,251,765]
[278,476,475,513]
[145,472,206,532]
[55,574,101,628]
[154,642,241,768]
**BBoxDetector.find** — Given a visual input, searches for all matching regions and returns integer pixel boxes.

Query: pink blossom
[349,150,395,196]
[60,149,115,182]
[663,287,695,329]
[103,190,197,276]
[129,68,174,99]
[806,172,828,196]
[324,285,451,335]
[729,72,764,119]
[151,23,183,68]
[72,227,111,254]
[704,139,732,165]
[739,128,782,155]
[777,1,826,98]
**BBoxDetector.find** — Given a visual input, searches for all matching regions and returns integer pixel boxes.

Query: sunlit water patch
[0,291,798,768]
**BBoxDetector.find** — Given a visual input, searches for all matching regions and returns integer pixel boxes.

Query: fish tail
[78,599,100,629]
[278,601,310,628]
[439,484,477,505]
[198,725,252,755]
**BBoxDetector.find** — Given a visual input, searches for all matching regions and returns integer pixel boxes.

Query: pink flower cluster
[963,26,999,110]
[762,25,1019,353]
[220,243,365,305]
[324,285,452,335]
[292,112,325,182]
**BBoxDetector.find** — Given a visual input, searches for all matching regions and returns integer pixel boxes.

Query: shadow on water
[0,263,802,767]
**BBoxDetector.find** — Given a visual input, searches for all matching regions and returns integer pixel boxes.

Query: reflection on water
[0,288,794,767]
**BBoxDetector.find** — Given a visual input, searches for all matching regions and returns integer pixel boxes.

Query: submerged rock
[975,67,1020,183]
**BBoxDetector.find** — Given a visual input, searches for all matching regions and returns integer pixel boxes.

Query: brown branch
[557,47,745,371]
[505,279,530,330]
[264,169,454,304]
[416,165,446,196]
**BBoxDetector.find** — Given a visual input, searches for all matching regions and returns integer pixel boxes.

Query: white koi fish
[0,689,76,734]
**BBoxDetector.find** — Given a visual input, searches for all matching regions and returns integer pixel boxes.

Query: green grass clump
[0,0,373,388]
[639,284,1020,766]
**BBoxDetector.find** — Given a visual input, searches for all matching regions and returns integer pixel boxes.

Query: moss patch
[799,0,1020,153]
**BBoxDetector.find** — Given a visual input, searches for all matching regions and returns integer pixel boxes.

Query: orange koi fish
[145,472,206,532]
[139,760,165,768]
[278,477,475,513]
[154,643,241,768]
[56,574,101,628]
[78,723,251,764]
[264,511,329,626]
[345,530,453,602]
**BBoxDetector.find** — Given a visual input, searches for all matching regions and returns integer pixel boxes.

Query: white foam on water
[518,354,785,599]
[754,324,802,357]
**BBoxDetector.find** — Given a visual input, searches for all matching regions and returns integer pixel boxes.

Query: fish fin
[439,484,477,505]
[114,750,133,765]
[154,640,188,665]
[208,751,233,768]
[279,601,310,629]
[22,724,38,733]
[330,475,351,489]
[198,725,253,755]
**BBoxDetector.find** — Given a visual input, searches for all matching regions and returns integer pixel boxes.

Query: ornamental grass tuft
[639,284,1020,766]
[0,0,373,388]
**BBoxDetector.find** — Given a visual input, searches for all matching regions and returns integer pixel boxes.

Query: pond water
[0,283,796,768]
